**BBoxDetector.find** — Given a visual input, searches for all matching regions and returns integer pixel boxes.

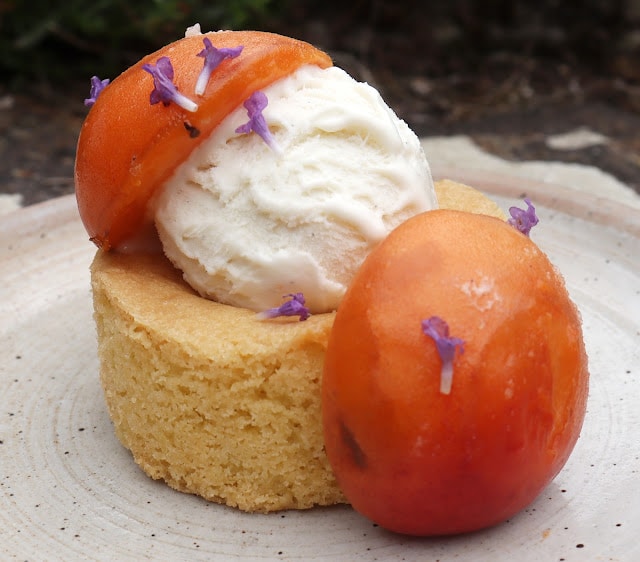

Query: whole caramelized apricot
[322,209,589,536]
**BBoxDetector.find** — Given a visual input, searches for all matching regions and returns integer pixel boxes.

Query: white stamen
[440,361,454,395]
[173,92,199,113]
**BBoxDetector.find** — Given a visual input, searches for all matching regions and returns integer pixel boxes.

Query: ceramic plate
[1,170,639,561]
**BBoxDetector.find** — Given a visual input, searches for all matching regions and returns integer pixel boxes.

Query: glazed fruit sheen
[322,207,589,536]
[75,30,332,250]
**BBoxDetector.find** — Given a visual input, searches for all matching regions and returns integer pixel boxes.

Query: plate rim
[432,165,640,237]
[2,167,638,244]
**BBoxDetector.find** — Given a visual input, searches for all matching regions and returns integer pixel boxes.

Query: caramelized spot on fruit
[183,121,201,138]
[341,421,367,469]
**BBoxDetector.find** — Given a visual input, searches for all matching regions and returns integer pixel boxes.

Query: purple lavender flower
[142,56,198,113]
[235,91,280,153]
[195,38,243,96]
[257,293,311,322]
[508,197,539,236]
[84,76,110,107]
[421,316,465,395]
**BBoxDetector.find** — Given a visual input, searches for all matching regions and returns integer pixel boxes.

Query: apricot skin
[75,31,332,250]
[322,209,589,536]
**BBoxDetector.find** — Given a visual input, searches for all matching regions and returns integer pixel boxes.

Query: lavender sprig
[257,293,311,322]
[508,197,539,236]
[142,57,198,113]
[84,76,110,107]
[235,91,281,153]
[195,38,243,96]
[421,316,465,395]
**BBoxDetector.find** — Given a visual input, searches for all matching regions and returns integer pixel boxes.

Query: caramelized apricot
[75,31,332,250]
[322,209,589,536]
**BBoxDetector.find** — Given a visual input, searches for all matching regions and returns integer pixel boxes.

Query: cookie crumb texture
[91,251,345,512]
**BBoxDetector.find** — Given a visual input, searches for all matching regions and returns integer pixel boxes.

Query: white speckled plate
[1,170,639,561]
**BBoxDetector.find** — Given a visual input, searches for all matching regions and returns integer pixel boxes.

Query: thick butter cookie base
[91,251,344,512]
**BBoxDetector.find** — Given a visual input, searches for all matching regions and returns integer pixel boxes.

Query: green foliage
[1,0,282,86]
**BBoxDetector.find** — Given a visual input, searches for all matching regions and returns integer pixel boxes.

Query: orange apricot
[322,209,589,536]
[75,31,332,250]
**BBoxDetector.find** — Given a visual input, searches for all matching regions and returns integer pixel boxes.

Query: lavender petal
[84,76,110,107]
[256,293,311,321]
[142,57,198,113]
[195,39,243,95]
[421,316,465,395]
[235,91,281,153]
[508,197,539,236]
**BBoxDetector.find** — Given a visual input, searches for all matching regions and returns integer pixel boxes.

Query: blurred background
[1,0,639,203]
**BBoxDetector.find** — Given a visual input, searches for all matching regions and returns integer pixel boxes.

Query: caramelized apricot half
[322,209,589,535]
[75,31,332,250]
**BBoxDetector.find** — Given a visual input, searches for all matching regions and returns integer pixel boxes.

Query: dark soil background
[2,1,640,205]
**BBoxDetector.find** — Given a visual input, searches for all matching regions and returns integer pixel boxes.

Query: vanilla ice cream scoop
[153,64,436,313]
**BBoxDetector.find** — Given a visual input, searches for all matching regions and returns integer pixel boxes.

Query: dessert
[90,179,502,513]
[77,25,585,524]
[77,26,443,511]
